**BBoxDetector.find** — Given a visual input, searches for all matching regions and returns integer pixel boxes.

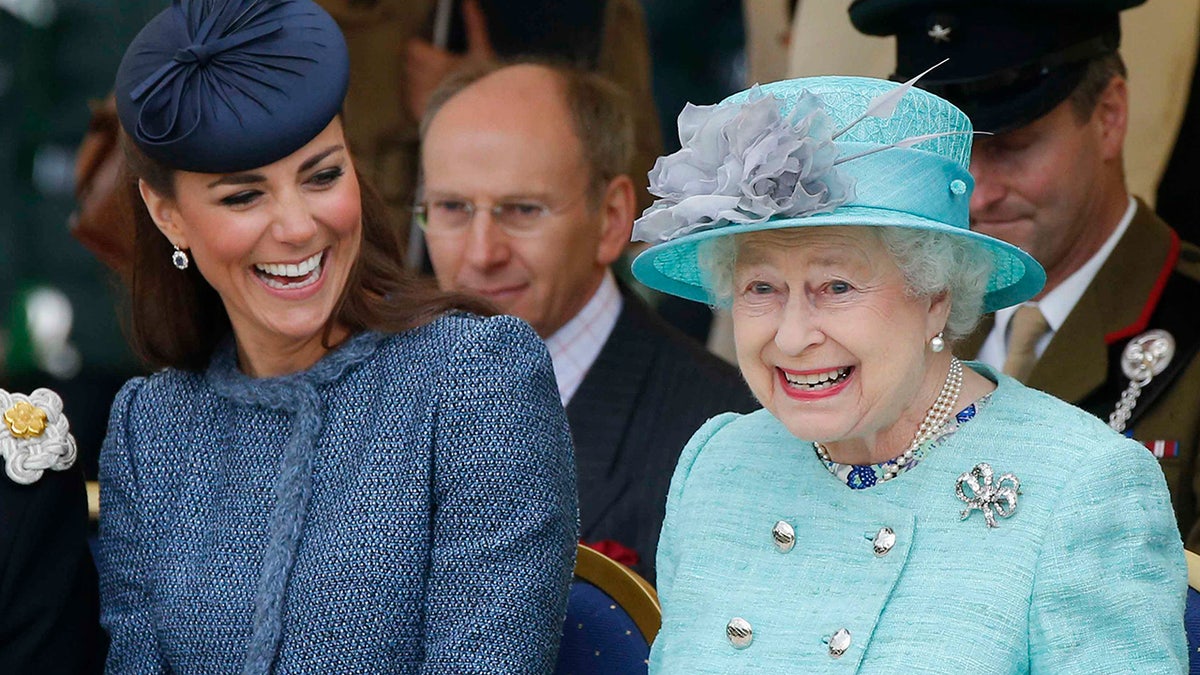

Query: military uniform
[0,463,103,673]
[958,201,1200,547]
[0,387,103,673]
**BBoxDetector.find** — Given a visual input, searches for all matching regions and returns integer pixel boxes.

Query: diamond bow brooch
[955,463,1020,528]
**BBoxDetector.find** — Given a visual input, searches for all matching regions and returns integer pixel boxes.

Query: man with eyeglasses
[418,62,757,583]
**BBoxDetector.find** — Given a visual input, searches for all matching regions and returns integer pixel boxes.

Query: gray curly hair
[697,226,993,343]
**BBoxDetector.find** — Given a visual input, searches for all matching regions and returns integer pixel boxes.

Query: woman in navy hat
[99,1,577,672]
[633,74,1185,672]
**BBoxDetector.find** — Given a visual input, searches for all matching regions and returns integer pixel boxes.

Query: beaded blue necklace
[816,394,993,489]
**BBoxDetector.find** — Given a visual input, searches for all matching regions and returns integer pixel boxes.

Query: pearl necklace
[815,357,963,482]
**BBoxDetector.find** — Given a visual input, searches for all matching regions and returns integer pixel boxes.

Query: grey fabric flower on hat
[632,86,855,243]
[0,388,77,485]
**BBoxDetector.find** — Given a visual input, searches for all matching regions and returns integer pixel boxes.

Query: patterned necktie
[1002,304,1049,383]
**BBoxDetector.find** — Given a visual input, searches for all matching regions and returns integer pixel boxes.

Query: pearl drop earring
[929,332,945,353]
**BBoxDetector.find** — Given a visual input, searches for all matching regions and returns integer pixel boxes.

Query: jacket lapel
[1025,289,1109,401]
[566,290,656,536]
[1027,200,1175,402]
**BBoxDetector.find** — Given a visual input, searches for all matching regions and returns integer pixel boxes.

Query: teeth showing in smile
[254,250,324,290]
[783,367,850,390]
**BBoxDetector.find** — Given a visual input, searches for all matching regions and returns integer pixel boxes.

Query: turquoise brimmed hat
[630,75,1045,313]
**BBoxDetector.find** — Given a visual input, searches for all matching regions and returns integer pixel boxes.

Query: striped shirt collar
[544,270,623,406]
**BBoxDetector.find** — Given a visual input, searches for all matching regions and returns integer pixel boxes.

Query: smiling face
[139,118,362,377]
[968,78,1128,293]
[731,227,950,453]
[421,65,631,338]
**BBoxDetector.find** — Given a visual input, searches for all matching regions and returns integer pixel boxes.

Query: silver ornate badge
[1108,329,1175,434]
[0,388,76,485]
[927,23,952,43]
[956,463,1020,528]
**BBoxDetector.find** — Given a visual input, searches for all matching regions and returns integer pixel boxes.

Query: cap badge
[927,23,952,43]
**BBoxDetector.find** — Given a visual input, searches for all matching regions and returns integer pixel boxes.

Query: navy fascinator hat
[114,0,350,174]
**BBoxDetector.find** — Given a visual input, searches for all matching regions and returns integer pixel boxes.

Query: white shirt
[978,197,1136,369]
[544,270,623,406]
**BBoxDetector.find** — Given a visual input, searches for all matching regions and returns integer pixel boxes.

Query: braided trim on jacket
[204,331,386,674]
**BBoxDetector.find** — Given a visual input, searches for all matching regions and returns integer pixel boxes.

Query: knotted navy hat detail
[115,0,350,174]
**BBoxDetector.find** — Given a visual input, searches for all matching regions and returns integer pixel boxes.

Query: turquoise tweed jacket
[99,314,578,674]
[651,365,1186,674]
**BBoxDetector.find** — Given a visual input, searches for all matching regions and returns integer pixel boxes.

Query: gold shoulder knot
[0,388,77,485]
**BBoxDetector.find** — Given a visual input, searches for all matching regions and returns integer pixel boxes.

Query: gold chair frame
[573,543,661,644]
[1186,549,1200,592]
[87,480,100,522]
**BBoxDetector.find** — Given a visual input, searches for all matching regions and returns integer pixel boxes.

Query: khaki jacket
[959,199,1200,548]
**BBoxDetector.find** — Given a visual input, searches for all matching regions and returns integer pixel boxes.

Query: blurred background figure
[0,0,160,481]
[639,0,751,349]
[72,95,132,284]
[1155,6,1200,241]
[419,62,757,583]
[639,0,743,157]
[329,0,662,239]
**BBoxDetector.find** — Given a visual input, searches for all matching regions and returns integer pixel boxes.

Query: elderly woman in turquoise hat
[633,75,1186,673]
[98,1,577,673]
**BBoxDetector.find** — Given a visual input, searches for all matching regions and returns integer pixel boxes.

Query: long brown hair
[120,132,494,371]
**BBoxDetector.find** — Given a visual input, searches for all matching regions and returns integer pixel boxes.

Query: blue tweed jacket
[651,365,1187,673]
[98,314,578,674]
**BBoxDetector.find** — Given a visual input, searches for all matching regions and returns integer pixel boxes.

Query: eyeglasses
[413,197,560,238]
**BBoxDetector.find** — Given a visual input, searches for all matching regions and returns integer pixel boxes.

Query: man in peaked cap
[852,0,1200,548]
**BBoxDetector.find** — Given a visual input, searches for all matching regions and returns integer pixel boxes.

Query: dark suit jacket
[958,199,1200,549]
[0,462,104,674]
[566,291,758,584]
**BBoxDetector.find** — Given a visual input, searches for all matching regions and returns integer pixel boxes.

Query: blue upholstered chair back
[1187,588,1200,673]
[557,580,649,674]
[1180,550,1200,667]
[1187,550,1200,674]
[554,544,661,675]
